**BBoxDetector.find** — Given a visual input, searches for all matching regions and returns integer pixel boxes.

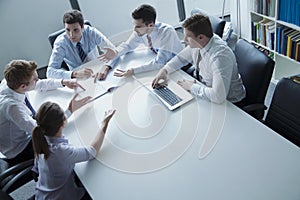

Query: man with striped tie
[47,10,117,80]
[0,59,92,166]
[99,4,183,77]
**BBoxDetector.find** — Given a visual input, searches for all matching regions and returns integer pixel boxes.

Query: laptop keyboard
[153,86,182,106]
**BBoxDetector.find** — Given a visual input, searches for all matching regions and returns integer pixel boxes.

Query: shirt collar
[72,32,85,48]
[147,21,160,38]
[45,135,68,145]
[199,34,216,55]
[1,83,26,102]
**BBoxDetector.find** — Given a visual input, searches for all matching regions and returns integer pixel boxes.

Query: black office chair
[0,158,34,199]
[180,8,226,75]
[264,77,300,147]
[234,38,275,120]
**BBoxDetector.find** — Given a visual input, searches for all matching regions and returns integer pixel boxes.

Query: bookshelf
[243,0,300,81]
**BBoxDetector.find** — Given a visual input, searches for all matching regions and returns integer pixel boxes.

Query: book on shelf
[295,41,300,61]
[253,44,274,59]
[290,33,300,60]
[265,21,275,50]
[279,0,300,26]
[286,30,299,58]
[290,74,300,84]
[280,28,293,55]
[253,0,275,17]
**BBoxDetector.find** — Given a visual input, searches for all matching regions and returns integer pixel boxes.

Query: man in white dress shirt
[0,60,91,166]
[99,4,183,77]
[152,14,246,104]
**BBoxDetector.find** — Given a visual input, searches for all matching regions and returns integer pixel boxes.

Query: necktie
[146,35,157,54]
[76,42,87,62]
[195,49,202,82]
[25,96,36,119]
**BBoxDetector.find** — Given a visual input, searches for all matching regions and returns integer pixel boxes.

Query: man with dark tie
[47,9,117,80]
[0,59,92,166]
[99,4,183,77]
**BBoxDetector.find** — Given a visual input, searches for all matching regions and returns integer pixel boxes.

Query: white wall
[229,0,251,39]
[0,0,71,80]
[184,0,230,17]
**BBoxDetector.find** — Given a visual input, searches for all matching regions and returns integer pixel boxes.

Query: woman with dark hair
[32,101,115,199]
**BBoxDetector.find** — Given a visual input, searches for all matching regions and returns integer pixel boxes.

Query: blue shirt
[32,136,96,200]
[47,25,115,79]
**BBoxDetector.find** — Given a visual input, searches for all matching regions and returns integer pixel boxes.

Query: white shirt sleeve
[164,46,194,74]
[34,79,63,92]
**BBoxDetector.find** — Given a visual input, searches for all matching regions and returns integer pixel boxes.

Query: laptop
[133,75,194,111]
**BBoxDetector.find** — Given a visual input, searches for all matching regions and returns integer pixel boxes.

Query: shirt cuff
[52,79,64,88]
[190,83,204,97]
[64,109,72,118]
[86,146,97,158]
[65,71,73,79]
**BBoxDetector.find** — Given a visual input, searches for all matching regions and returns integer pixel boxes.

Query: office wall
[0,0,229,80]
[80,0,230,40]
[184,0,230,17]
[0,0,71,80]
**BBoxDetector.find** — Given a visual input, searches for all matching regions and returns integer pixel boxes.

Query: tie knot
[146,35,157,54]
[77,42,81,47]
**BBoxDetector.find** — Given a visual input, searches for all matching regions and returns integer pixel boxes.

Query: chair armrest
[2,166,33,193]
[242,103,267,113]
[0,159,34,183]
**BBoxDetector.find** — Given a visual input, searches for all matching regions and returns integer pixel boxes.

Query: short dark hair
[4,60,37,90]
[132,4,156,25]
[182,14,213,38]
[63,9,84,27]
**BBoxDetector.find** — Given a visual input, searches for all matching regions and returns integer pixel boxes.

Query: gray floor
[8,81,277,200]
[10,180,35,200]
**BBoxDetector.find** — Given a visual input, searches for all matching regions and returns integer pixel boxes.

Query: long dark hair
[32,102,66,160]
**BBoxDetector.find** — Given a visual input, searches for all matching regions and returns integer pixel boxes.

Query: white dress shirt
[115,21,183,74]
[0,79,64,159]
[165,34,246,104]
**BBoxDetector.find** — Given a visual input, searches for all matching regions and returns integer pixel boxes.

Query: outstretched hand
[68,93,92,113]
[62,79,85,91]
[113,68,134,77]
[72,68,94,79]
[101,109,116,133]
[98,47,117,62]
[93,65,111,83]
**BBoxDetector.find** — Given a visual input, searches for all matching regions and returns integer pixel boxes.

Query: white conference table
[30,49,300,200]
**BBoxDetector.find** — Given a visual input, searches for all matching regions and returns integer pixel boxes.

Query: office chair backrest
[191,8,226,38]
[0,158,34,194]
[265,78,300,147]
[234,39,275,120]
